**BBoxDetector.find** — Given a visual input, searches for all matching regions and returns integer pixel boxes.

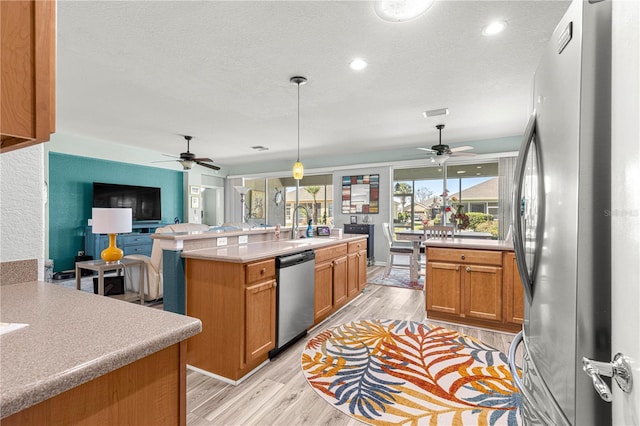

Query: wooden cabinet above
[1,0,56,153]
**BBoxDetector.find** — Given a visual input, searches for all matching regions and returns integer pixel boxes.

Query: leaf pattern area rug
[301,319,521,425]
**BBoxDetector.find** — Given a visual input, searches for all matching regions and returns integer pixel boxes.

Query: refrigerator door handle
[508,330,525,392]
[512,112,537,303]
[582,353,634,402]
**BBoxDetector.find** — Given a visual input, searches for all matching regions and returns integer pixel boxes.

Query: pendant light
[291,76,307,180]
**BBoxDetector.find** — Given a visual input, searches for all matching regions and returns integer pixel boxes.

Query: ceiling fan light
[179,160,194,170]
[292,161,304,180]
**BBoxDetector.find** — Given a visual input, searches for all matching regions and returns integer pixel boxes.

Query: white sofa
[124,223,210,301]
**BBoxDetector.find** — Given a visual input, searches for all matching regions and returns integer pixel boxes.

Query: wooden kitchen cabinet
[347,239,368,297]
[245,279,277,363]
[185,257,276,381]
[313,243,348,325]
[426,247,516,332]
[503,252,525,325]
[1,0,56,152]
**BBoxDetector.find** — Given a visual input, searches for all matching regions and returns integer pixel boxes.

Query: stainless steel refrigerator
[508,0,612,424]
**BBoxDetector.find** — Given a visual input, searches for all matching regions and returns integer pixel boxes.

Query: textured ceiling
[55,0,570,175]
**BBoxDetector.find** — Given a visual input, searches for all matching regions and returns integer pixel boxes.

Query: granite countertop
[182,234,367,263]
[0,282,202,419]
[423,238,514,251]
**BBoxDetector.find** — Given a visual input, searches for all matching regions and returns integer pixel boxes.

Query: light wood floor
[186,266,520,426]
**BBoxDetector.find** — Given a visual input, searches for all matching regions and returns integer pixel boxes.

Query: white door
[611,1,639,423]
[201,186,224,226]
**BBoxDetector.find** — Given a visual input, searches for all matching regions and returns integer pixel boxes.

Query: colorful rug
[301,319,521,425]
[368,268,424,290]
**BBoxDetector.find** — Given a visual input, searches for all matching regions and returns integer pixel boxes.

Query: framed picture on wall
[189,185,201,195]
[250,190,265,219]
[341,174,380,214]
[350,215,357,224]
[190,196,200,209]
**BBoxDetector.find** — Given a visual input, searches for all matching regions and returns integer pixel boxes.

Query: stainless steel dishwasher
[269,250,315,359]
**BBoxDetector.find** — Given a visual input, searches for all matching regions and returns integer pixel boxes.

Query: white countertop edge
[182,234,368,263]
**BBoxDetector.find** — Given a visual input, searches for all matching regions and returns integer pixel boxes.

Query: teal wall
[49,152,184,272]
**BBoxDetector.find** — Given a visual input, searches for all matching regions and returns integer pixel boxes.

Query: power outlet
[217,237,228,246]
[238,235,248,244]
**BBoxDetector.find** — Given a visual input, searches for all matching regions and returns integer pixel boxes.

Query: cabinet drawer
[121,234,152,246]
[123,245,151,255]
[427,248,502,266]
[246,259,275,284]
[348,239,367,254]
[315,244,348,264]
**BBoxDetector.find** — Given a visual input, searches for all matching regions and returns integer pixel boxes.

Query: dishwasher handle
[276,250,315,268]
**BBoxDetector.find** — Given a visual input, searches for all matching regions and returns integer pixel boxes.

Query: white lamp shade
[234,186,250,195]
[92,208,133,234]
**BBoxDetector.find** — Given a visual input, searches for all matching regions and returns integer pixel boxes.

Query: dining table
[394,229,494,284]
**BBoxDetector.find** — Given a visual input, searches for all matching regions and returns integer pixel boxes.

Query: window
[393,162,500,237]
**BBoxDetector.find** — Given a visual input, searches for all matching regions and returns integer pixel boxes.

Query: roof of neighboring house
[451,177,498,201]
[285,186,333,202]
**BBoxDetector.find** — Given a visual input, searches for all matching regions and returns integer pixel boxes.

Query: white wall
[0,144,46,279]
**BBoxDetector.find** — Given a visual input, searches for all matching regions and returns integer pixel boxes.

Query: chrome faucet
[291,205,310,239]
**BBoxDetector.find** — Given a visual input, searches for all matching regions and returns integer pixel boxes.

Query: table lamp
[92,208,132,263]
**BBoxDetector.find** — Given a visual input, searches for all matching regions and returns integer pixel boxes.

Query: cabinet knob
[260,268,266,274]
[461,254,466,260]
[466,267,471,272]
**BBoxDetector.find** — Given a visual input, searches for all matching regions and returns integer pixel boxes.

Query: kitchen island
[0,281,201,424]
[181,235,368,383]
[421,238,524,333]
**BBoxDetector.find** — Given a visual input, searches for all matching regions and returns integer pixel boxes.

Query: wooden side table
[75,258,146,305]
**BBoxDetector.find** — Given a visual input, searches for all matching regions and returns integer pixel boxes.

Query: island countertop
[423,238,514,251]
[0,282,202,419]
[182,234,367,263]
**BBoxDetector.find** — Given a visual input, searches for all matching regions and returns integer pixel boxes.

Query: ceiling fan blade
[450,145,474,152]
[162,153,178,158]
[451,152,477,157]
[195,161,220,171]
[417,147,435,152]
[192,157,214,162]
[152,159,180,163]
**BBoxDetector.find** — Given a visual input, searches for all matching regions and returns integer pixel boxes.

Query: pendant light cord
[297,82,300,162]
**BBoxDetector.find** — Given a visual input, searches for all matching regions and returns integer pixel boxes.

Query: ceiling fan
[154,136,220,171]
[417,124,475,162]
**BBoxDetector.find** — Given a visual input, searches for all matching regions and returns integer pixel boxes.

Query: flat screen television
[93,182,161,222]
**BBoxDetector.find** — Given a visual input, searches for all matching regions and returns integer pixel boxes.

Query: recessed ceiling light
[476,166,482,168]
[374,0,435,23]
[482,21,507,36]
[423,108,449,118]
[349,58,368,71]
[457,170,466,174]
[476,173,481,176]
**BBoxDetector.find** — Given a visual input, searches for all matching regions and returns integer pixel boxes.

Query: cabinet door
[332,256,348,307]
[1,0,56,152]
[245,279,276,363]
[462,265,503,322]
[346,252,359,297]
[426,262,461,315]
[357,249,367,291]
[504,253,525,324]
[314,261,333,321]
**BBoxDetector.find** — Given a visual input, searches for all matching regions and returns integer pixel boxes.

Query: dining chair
[382,222,415,278]
[419,225,454,276]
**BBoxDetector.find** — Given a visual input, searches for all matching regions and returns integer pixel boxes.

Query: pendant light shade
[292,161,304,180]
[291,76,307,180]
